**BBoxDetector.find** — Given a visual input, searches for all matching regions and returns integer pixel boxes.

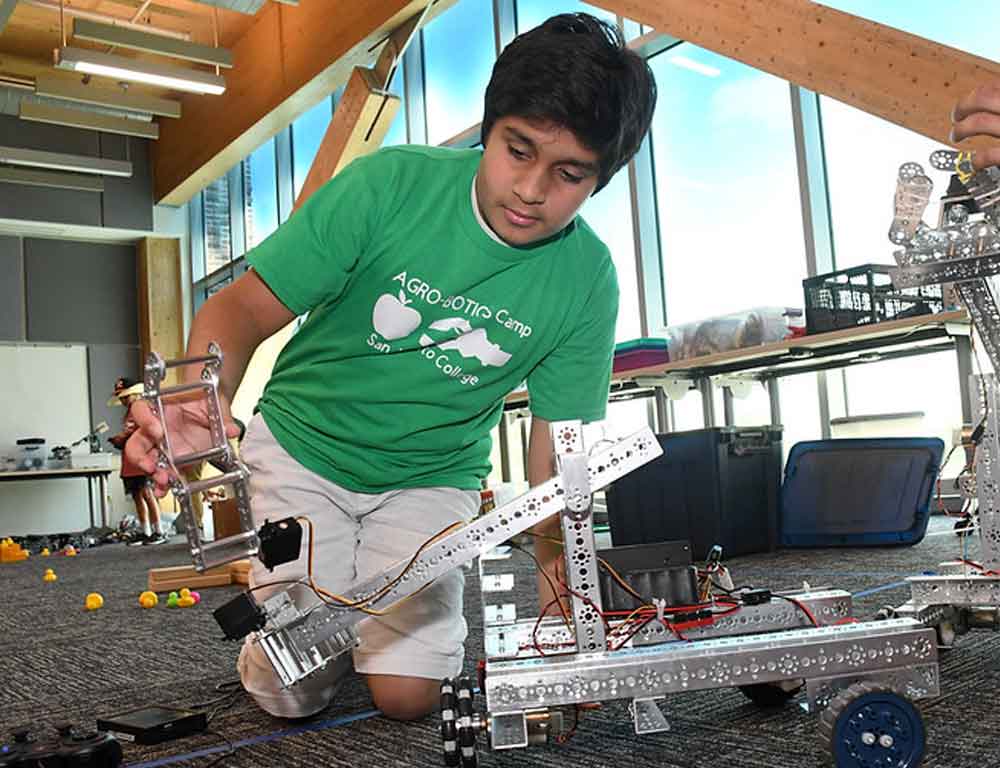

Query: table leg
[99,474,110,528]
[87,477,96,529]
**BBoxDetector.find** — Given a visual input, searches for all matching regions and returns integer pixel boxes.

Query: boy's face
[476,116,600,246]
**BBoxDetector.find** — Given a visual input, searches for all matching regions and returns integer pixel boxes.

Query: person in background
[108,377,167,546]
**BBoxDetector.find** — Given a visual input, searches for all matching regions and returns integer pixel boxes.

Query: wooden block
[229,559,252,585]
[147,564,232,592]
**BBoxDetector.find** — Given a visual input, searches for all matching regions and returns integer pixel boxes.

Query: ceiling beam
[294,67,400,210]
[152,0,454,206]
[591,0,1000,149]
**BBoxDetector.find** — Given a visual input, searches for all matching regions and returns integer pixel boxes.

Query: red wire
[958,558,1000,576]
[779,595,819,627]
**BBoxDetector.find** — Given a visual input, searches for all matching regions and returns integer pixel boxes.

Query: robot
[142,346,940,768]
[881,149,1000,648]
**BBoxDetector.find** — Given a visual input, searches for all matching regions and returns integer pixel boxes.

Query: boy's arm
[181,269,296,395]
[527,415,567,613]
[127,269,295,487]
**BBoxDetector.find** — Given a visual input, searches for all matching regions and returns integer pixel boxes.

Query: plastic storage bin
[606,427,783,561]
[802,264,942,334]
[780,437,944,547]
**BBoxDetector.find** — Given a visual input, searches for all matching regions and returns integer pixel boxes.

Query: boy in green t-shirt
[127,13,656,721]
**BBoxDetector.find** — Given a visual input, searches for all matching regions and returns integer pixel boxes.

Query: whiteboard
[0,343,90,459]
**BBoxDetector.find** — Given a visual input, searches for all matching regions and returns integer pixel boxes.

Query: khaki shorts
[236,414,479,718]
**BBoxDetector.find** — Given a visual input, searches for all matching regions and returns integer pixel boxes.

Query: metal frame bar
[254,425,663,686]
[484,619,937,714]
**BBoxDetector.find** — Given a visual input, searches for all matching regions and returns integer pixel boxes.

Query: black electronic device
[257,516,303,571]
[0,724,123,767]
[96,706,207,746]
[596,540,698,612]
[214,591,267,641]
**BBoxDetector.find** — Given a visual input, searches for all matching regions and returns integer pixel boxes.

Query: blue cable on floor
[124,708,382,768]
[852,580,910,598]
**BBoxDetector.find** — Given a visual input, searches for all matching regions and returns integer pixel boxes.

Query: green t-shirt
[247,145,618,493]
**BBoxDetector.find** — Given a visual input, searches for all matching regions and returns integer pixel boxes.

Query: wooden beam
[591,0,1000,148]
[137,237,184,386]
[152,0,454,206]
[293,67,400,209]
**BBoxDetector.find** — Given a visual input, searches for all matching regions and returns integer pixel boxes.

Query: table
[0,467,115,529]
[500,311,973,468]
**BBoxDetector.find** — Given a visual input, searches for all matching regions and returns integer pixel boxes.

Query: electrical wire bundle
[248,516,467,617]
[512,533,747,654]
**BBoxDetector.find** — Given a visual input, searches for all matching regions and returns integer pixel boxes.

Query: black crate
[803,264,943,335]
[606,427,783,561]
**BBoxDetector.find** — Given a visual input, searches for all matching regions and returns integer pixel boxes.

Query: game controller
[0,724,123,767]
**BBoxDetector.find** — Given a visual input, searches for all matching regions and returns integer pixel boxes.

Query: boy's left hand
[952,80,1000,170]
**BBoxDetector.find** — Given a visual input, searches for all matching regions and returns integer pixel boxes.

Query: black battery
[96,706,207,745]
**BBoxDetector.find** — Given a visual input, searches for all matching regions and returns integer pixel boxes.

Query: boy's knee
[238,641,349,720]
[366,675,440,721]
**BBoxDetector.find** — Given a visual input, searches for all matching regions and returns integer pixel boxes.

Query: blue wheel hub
[833,691,925,767]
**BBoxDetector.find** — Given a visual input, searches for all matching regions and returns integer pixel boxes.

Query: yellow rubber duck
[43,569,57,582]
[85,593,104,611]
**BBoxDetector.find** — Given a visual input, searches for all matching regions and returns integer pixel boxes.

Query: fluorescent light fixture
[0,166,105,193]
[0,145,132,177]
[73,19,234,69]
[668,55,721,78]
[55,46,226,96]
[35,74,181,118]
[20,102,160,140]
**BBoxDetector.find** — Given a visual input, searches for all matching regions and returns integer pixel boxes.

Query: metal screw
[879,734,895,749]
[861,732,877,746]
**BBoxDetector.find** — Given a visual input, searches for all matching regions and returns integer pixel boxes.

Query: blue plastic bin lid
[780,437,945,546]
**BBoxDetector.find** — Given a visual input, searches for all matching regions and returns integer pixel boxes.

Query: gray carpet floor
[1,515,997,767]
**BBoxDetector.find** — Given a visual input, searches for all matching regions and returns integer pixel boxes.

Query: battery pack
[96,706,207,745]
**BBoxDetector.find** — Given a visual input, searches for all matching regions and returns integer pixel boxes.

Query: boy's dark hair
[481,13,657,192]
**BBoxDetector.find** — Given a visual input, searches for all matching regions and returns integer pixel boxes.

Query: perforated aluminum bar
[484,619,937,713]
[908,574,1000,606]
[890,250,1000,289]
[957,282,1000,373]
[254,427,663,685]
[551,421,606,653]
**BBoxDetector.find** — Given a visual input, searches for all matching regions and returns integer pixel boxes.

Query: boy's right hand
[124,395,241,496]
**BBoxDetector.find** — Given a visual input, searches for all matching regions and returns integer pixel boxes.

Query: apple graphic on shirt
[373,291,422,340]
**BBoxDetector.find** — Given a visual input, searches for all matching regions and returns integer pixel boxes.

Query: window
[516,0,617,33]
[292,97,333,199]
[578,168,641,342]
[828,353,965,477]
[422,0,496,145]
[778,372,823,462]
[815,1,984,453]
[382,61,408,148]
[822,98,941,271]
[203,175,231,275]
[731,382,775,427]
[244,137,279,249]
[649,45,807,326]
